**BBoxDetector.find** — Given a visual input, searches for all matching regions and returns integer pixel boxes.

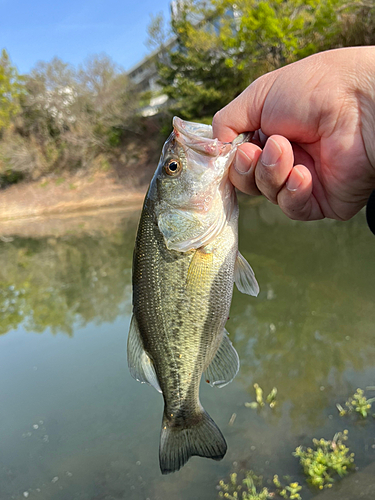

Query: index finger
[212,73,277,142]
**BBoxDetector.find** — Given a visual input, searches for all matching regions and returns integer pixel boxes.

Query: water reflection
[0,199,374,500]
[232,198,375,430]
[0,214,138,336]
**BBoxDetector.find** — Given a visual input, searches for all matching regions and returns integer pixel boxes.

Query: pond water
[0,197,374,500]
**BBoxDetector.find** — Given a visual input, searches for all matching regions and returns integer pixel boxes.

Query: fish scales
[133,198,238,408]
[127,117,259,474]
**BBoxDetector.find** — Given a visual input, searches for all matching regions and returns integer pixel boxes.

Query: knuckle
[285,209,309,221]
[278,194,311,221]
[212,110,223,128]
[255,165,281,202]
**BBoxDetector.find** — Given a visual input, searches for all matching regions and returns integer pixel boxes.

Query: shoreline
[0,172,147,238]
[0,171,146,221]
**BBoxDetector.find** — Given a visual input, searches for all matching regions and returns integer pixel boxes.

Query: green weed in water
[218,472,269,500]
[245,383,277,409]
[336,388,375,418]
[217,471,302,500]
[293,430,355,489]
[273,476,302,500]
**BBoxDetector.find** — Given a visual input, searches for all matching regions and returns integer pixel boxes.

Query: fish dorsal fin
[127,314,162,393]
[204,329,239,388]
[234,251,259,297]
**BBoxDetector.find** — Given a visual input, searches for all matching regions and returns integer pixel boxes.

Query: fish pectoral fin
[234,251,259,297]
[127,314,162,393]
[204,329,239,388]
[186,248,213,292]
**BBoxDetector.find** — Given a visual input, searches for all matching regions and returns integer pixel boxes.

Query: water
[0,198,374,500]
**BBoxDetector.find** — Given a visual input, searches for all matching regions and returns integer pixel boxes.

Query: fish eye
[165,159,182,176]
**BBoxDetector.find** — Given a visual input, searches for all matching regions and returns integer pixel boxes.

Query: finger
[229,142,263,196]
[254,135,295,204]
[293,142,340,219]
[212,73,278,142]
[277,165,324,221]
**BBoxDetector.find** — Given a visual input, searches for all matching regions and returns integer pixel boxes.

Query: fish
[127,116,259,474]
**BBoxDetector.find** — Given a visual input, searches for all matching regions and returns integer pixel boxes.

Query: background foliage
[149,0,375,121]
[1,0,375,185]
[0,53,139,186]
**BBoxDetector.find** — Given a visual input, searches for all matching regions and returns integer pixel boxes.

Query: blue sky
[1,0,172,74]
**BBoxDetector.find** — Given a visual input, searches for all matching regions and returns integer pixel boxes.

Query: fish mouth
[173,116,231,157]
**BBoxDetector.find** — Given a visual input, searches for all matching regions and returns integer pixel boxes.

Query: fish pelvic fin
[159,408,227,474]
[127,314,162,393]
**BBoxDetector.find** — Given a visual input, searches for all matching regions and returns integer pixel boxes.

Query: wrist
[355,47,375,176]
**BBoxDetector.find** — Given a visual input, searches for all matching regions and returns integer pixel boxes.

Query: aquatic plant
[217,471,302,500]
[273,475,302,500]
[336,388,375,418]
[218,472,270,500]
[293,430,355,489]
[217,431,355,498]
[245,384,277,409]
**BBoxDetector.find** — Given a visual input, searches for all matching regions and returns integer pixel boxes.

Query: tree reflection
[1,199,374,432]
[231,199,375,429]
[0,214,138,336]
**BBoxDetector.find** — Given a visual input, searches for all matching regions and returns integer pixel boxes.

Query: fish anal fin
[159,408,226,474]
[127,314,161,393]
[234,251,259,296]
[186,248,213,292]
[204,329,239,388]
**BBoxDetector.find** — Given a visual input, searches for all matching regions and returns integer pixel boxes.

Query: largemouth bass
[127,116,259,474]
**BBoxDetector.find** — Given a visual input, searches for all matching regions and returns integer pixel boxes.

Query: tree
[149,0,375,122]
[0,49,24,131]
[3,55,140,180]
[151,1,248,121]
[76,54,138,149]
[23,57,77,137]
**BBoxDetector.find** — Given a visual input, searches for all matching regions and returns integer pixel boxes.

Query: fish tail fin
[159,407,227,474]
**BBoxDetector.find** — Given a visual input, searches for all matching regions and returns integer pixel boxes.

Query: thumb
[212,72,277,142]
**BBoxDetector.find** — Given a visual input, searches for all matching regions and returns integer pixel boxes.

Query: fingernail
[286,167,304,191]
[261,138,282,167]
[234,149,252,174]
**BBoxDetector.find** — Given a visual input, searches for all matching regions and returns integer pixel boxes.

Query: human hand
[213,47,375,221]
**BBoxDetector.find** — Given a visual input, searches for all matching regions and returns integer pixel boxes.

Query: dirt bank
[0,115,165,227]
[0,170,148,238]
[0,171,146,220]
